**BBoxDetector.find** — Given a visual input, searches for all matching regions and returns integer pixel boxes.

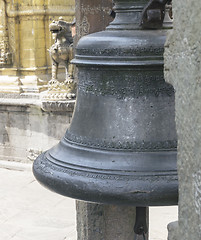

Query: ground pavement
[0,161,178,240]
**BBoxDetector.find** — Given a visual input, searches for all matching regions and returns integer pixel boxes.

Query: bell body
[33,0,178,206]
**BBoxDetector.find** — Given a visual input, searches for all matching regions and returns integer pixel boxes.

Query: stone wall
[165,0,201,238]
[0,100,74,163]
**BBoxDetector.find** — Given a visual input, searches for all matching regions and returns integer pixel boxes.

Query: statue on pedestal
[44,17,76,100]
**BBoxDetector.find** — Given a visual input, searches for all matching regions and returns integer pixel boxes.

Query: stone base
[41,78,77,101]
[41,100,75,112]
[20,75,48,93]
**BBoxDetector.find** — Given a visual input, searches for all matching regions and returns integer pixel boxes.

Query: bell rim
[33,142,178,206]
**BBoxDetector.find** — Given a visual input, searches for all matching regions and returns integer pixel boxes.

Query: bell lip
[33,141,178,206]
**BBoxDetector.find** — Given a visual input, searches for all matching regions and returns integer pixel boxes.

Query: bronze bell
[33,0,177,207]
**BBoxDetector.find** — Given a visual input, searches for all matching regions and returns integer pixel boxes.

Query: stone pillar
[75,0,113,41]
[165,0,201,239]
[0,0,75,95]
[75,1,143,240]
[77,202,138,240]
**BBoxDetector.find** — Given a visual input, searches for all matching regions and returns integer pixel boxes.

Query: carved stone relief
[0,0,12,66]
[75,0,113,41]
[79,16,90,37]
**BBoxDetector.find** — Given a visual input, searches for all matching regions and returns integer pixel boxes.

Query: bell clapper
[134,207,148,240]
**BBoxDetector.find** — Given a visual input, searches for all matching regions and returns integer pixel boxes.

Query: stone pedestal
[165,0,201,238]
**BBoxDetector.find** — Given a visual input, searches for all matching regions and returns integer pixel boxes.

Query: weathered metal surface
[33,0,177,206]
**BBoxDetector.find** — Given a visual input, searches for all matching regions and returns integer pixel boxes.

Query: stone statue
[47,17,76,100]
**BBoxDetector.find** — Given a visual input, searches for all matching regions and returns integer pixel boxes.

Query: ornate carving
[0,0,12,66]
[77,46,164,57]
[76,3,112,39]
[65,131,177,152]
[78,68,174,99]
[41,100,75,112]
[0,39,12,65]
[37,152,178,181]
[79,16,90,37]
[80,4,111,15]
[27,148,42,162]
[43,80,76,100]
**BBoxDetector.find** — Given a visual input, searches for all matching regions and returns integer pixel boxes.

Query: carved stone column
[75,0,113,41]
[0,0,12,66]
[0,0,18,94]
[0,0,75,96]
[77,202,137,240]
